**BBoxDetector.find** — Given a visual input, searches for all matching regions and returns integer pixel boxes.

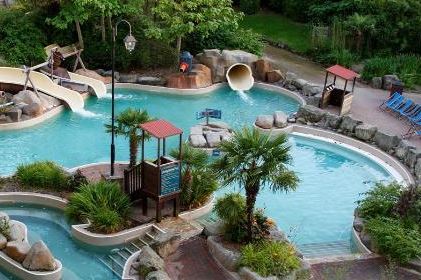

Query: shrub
[310,47,359,68]
[65,181,131,233]
[240,0,260,15]
[0,9,46,66]
[357,182,401,219]
[365,217,421,263]
[16,161,69,190]
[0,217,10,240]
[214,193,271,243]
[361,55,421,88]
[184,27,264,56]
[180,169,218,208]
[240,240,300,277]
[91,208,124,234]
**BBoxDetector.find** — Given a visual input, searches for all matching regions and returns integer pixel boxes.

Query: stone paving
[264,45,421,148]
[165,236,235,280]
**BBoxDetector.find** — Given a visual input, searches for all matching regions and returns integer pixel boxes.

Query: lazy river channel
[0,85,395,277]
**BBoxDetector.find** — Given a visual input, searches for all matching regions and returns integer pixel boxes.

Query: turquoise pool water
[0,86,299,176]
[0,204,118,280]
[0,85,393,257]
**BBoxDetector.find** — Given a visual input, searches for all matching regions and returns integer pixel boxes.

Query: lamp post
[110,20,137,176]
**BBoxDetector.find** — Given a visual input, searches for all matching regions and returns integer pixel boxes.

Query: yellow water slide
[0,67,84,111]
[68,72,107,98]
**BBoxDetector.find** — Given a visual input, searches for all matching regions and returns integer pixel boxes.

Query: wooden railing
[123,164,142,199]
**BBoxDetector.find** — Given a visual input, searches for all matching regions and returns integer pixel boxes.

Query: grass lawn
[240,12,311,53]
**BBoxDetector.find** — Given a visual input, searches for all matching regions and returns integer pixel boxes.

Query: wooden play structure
[124,119,183,222]
[319,64,359,116]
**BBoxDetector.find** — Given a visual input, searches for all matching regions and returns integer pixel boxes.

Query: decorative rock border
[0,105,64,131]
[0,220,62,280]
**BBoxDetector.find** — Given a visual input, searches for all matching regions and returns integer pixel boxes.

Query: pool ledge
[0,105,64,132]
[0,220,63,280]
[110,82,306,106]
[0,192,67,210]
[256,124,414,185]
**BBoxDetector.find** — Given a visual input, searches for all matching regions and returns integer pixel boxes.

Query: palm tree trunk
[245,181,259,242]
[129,133,138,168]
[176,36,182,54]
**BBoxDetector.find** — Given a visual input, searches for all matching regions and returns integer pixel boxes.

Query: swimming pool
[0,204,119,280]
[0,85,393,256]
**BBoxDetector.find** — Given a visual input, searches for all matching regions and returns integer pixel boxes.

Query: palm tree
[170,143,209,204]
[105,108,152,168]
[212,127,299,241]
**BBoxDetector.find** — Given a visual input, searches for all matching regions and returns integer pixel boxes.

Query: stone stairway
[299,240,353,258]
[98,226,164,278]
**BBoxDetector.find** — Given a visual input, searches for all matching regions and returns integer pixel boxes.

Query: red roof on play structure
[140,119,183,139]
[326,64,359,80]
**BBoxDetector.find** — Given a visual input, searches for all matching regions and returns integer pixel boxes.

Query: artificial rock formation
[22,241,57,271]
[166,64,212,89]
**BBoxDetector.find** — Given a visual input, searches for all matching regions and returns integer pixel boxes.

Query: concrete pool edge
[0,105,64,132]
[257,124,414,185]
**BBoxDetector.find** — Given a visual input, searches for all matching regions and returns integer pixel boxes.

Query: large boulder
[205,132,222,148]
[22,241,56,271]
[119,73,138,83]
[414,158,421,182]
[292,78,309,90]
[355,124,377,141]
[136,246,164,272]
[196,49,225,83]
[4,241,31,263]
[382,75,400,90]
[22,103,43,117]
[75,68,110,83]
[190,125,203,135]
[296,105,326,123]
[189,134,207,148]
[38,93,61,110]
[405,149,421,171]
[339,116,362,134]
[102,70,120,81]
[273,111,288,128]
[0,234,7,250]
[11,90,41,106]
[285,72,297,83]
[137,76,166,86]
[266,70,284,83]
[150,232,181,259]
[302,83,322,97]
[320,113,342,129]
[254,59,272,81]
[255,115,274,129]
[221,50,258,67]
[373,131,401,151]
[5,108,21,122]
[394,140,415,160]
[371,77,382,89]
[166,64,212,89]
[9,222,26,242]
[146,270,171,280]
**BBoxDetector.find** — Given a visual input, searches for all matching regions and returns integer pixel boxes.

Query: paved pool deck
[264,46,421,149]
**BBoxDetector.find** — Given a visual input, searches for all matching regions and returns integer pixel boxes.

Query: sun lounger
[380,92,402,110]
[399,104,421,120]
[391,99,414,115]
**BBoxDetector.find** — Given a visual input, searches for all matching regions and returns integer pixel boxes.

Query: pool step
[299,240,352,258]
[98,225,165,278]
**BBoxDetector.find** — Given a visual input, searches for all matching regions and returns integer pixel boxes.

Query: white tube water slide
[0,67,84,111]
[226,63,254,91]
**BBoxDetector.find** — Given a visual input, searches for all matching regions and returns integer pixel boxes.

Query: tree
[145,0,241,54]
[105,108,152,168]
[344,13,375,54]
[212,127,299,241]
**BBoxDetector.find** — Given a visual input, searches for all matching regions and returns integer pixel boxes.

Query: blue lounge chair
[380,92,402,110]
[407,110,421,124]
[384,95,406,112]
[400,104,421,120]
[392,99,414,115]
